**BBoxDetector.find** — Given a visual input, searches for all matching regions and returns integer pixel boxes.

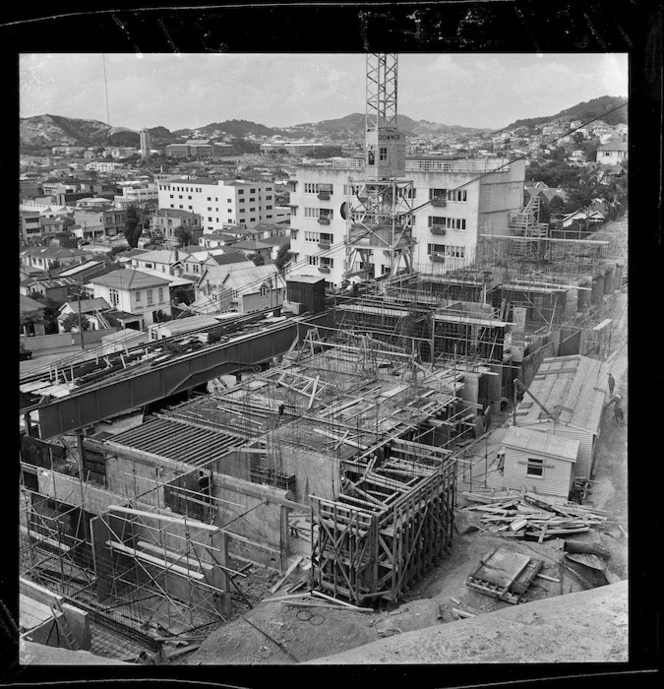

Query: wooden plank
[105,540,205,580]
[452,608,477,618]
[269,555,304,594]
[108,505,218,531]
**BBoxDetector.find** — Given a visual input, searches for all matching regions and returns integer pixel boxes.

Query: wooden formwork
[311,441,456,605]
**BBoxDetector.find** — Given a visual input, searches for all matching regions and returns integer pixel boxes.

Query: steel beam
[33,314,330,439]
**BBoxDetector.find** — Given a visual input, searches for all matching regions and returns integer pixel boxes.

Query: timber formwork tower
[345,53,416,280]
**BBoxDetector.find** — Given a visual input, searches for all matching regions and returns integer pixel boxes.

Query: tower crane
[344,54,416,282]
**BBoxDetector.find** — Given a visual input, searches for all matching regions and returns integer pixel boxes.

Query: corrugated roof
[210,252,251,266]
[503,425,579,461]
[515,355,609,433]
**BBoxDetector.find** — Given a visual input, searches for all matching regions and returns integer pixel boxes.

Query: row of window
[430,188,467,202]
[304,208,334,219]
[429,216,467,230]
[426,243,466,258]
[304,231,334,242]
[304,183,333,194]
[306,256,334,267]
[109,287,166,305]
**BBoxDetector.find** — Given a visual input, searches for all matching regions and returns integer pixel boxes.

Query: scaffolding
[311,438,456,605]
[90,506,231,634]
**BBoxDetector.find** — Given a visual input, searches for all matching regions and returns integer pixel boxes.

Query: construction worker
[608,372,616,396]
[613,395,624,424]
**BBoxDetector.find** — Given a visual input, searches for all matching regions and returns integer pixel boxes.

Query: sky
[19,53,628,132]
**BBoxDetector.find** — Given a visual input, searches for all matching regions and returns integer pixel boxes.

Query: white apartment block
[157,177,279,232]
[288,157,526,288]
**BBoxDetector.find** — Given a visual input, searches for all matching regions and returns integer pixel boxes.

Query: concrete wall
[21,329,117,352]
[20,578,91,650]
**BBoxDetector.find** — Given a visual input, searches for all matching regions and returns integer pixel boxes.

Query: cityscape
[18,53,628,666]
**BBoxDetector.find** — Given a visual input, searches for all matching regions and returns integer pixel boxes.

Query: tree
[124,204,143,248]
[274,243,291,272]
[174,225,193,247]
[61,313,90,333]
[249,252,265,266]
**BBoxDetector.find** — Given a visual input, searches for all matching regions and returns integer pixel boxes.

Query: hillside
[507,95,628,130]
[20,112,490,150]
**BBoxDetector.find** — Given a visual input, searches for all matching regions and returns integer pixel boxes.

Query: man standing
[608,372,616,396]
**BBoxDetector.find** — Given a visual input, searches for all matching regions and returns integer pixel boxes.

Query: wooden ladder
[50,600,79,651]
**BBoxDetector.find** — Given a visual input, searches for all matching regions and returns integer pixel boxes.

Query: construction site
[16,54,629,666]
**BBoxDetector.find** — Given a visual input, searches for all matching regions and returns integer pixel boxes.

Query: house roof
[210,252,251,266]
[114,248,148,260]
[598,140,627,152]
[23,277,79,289]
[60,297,111,315]
[222,264,285,293]
[259,235,290,248]
[134,249,183,264]
[89,268,171,290]
[19,294,45,315]
[515,355,609,434]
[231,239,272,251]
[132,267,194,287]
[503,425,579,462]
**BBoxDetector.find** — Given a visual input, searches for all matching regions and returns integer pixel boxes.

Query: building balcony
[318,216,331,225]
[430,197,447,208]
[318,241,331,250]
[318,265,331,274]
[429,226,447,236]
[317,192,331,201]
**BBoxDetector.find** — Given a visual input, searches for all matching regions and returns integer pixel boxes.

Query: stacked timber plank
[459,491,608,541]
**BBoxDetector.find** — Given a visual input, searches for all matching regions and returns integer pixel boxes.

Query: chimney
[174,247,179,263]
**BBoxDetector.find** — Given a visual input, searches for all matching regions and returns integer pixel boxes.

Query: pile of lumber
[459,491,609,541]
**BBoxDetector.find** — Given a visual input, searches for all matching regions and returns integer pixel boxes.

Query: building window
[448,189,468,202]
[135,291,141,302]
[109,288,119,306]
[147,289,153,305]
[379,147,387,161]
[307,255,319,266]
[158,287,164,302]
[430,188,447,200]
[526,458,544,477]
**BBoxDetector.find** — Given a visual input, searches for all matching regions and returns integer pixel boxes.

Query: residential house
[87,268,173,328]
[559,206,606,228]
[259,235,291,261]
[57,297,113,332]
[596,139,627,166]
[149,208,202,247]
[73,206,126,241]
[228,239,273,262]
[19,294,47,336]
[20,276,79,302]
[220,264,287,313]
[20,247,94,272]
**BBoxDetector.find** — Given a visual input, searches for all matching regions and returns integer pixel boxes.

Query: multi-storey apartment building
[288,156,526,288]
[157,177,279,232]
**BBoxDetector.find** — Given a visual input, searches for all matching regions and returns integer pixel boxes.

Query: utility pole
[77,291,85,350]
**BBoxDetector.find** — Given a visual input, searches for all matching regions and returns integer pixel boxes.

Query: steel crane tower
[344,53,416,281]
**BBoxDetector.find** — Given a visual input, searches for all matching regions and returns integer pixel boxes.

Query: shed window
[526,458,544,477]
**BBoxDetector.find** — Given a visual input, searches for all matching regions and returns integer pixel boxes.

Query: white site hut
[502,355,610,500]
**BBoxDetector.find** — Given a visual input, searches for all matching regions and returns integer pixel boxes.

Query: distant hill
[285,113,488,139]
[506,96,628,131]
[20,112,490,151]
